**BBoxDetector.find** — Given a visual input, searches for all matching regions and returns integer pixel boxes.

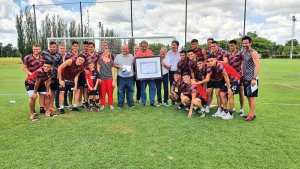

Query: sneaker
[156,103,162,107]
[184,106,189,111]
[205,106,210,113]
[72,107,80,111]
[164,103,170,107]
[212,108,222,117]
[59,108,65,114]
[109,105,114,110]
[222,113,234,120]
[178,103,184,110]
[130,105,135,108]
[100,106,105,111]
[220,111,227,117]
[150,103,156,107]
[141,103,146,107]
[40,107,45,114]
[239,109,245,117]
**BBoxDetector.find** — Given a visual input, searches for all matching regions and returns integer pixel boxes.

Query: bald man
[114,44,135,108]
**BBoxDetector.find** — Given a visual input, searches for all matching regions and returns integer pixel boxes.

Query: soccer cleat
[59,108,65,114]
[109,105,114,110]
[239,109,245,117]
[205,106,210,113]
[222,113,234,120]
[198,109,206,117]
[72,107,80,111]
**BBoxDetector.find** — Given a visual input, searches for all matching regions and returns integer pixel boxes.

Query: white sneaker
[164,103,170,107]
[212,108,222,117]
[100,106,105,111]
[156,103,162,107]
[220,111,227,117]
[205,106,210,113]
[239,109,245,117]
[109,105,114,110]
[222,113,234,120]
[198,109,206,117]
[209,104,216,108]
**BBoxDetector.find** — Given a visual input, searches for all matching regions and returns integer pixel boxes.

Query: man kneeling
[25,61,55,121]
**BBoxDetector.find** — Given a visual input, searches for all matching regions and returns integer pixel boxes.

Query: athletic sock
[73,104,77,108]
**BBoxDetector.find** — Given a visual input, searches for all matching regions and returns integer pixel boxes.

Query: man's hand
[188,111,193,118]
[112,81,115,88]
[31,92,38,100]
[59,80,65,87]
[227,88,233,95]
[46,92,52,97]
[251,79,257,87]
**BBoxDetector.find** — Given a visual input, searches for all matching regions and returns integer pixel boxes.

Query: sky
[1,0,300,48]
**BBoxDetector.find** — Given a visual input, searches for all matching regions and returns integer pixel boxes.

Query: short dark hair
[191,39,198,43]
[211,40,218,45]
[187,49,197,54]
[72,41,79,45]
[88,42,95,47]
[242,36,252,43]
[174,71,181,75]
[49,41,57,45]
[196,58,205,62]
[140,40,148,46]
[182,72,191,77]
[208,54,217,59]
[78,54,86,59]
[180,50,186,54]
[44,61,53,66]
[83,41,89,45]
[229,40,238,45]
[171,40,179,46]
[207,38,214,41]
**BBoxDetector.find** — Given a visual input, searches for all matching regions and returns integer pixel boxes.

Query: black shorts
[88,89,100,96]
[243,79,259,97]
[59,81,75,92]
[78,72,87,88]
[207,80,225,89]
[183,94,192,100]
[221,81,240,94]
[197,97,207,106]
[25,82,46,97]
[50,77,59,91]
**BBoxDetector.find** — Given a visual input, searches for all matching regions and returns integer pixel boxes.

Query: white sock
[73,104,77,107]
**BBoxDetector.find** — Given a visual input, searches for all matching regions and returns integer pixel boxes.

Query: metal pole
[184,0,187,47]
[290,16,296,59]
[33,4,38,43]
[80,2,84,37]
[243,0,247,36]
[130,0,133,37]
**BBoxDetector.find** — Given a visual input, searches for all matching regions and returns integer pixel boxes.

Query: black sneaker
[59,108,65,114]
[150,103,155,107]
[40,107,45,114]
[72,107,80,111]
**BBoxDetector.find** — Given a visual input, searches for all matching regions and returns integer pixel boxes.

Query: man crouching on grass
[25,61,56,121]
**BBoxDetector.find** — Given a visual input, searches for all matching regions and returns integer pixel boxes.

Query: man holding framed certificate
[135,40,158,106]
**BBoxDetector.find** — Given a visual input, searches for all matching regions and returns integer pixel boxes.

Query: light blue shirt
[167,50,180,71]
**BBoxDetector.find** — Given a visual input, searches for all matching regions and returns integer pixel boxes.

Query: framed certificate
[135,56,162,80]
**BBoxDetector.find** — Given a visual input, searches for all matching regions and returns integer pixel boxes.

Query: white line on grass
[270,83,300,91]
[258,102,300,106]
[0,94,26,96]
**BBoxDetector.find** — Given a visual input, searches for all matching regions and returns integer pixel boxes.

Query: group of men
[23,36,260,122]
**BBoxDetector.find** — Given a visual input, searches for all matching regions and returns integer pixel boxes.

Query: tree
[285,39,299,46]
[148,43,167,55]
[16,10,26,58]
[252,36,275,58]
[247,31,258,38]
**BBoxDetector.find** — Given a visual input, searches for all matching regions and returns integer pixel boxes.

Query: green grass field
[0,59,299,168]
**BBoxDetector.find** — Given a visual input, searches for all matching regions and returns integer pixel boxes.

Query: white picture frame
[135,56,162,80]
